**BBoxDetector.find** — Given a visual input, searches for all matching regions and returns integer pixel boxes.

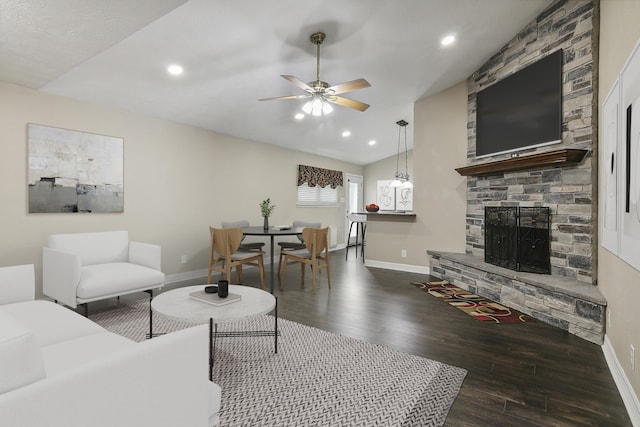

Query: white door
[345,174,364,245]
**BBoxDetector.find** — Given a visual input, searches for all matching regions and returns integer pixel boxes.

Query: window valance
[297,165,343,189]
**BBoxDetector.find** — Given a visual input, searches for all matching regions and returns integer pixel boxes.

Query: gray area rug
[91,298,466,427]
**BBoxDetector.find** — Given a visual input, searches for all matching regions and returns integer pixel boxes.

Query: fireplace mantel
[455,149,588,176]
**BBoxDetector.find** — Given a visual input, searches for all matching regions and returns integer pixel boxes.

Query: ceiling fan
[259,31,370,115]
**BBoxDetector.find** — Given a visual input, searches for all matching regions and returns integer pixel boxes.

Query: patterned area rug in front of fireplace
[412,280,534,323]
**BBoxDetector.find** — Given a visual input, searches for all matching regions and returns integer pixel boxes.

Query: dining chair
[207,227,266,289]
[279,227,331,293]
[221,220,265,252]
[277,220,321,276]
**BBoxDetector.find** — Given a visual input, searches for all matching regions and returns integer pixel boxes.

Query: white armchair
[0,264,221,427]
[43,231,164,317]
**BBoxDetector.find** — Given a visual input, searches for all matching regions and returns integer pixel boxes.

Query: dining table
[241,226,304,293]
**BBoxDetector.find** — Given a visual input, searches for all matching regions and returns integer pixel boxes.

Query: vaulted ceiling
[0,0,552,165]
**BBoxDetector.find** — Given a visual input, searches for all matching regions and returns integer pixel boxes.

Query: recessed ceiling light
[441,34,456,47]
[342,130,351,137]
[167,64,183,75]
[295,113,305,120]
[368,140,376,146]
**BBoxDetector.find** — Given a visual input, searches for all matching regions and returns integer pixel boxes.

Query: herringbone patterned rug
[91,298,466,427]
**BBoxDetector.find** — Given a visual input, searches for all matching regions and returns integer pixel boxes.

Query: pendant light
[390,120,412,188]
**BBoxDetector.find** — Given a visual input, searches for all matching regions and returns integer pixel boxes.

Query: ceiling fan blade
[327,96,370,112]
[281,75,313,92]
[259,94,312,101]
[327,78,371,95]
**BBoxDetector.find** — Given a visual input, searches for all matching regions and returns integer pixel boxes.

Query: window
[297,183,339,207]
[296,164,343,207]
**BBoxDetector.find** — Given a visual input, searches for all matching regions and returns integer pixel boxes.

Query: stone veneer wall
[428,251,605,344]
[465,0,598,284]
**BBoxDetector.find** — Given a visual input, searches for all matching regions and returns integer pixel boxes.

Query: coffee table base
[145,289,159,339]
[209,297,279,382]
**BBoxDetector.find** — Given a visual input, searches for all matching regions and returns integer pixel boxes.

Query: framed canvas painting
[396,186,413,212]
[28,124,124,213]
[376,180,395,211]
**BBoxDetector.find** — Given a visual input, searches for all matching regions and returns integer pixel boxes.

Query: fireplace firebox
[484,207,550,274]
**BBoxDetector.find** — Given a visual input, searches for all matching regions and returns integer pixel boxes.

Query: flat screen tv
[475,49,563,159]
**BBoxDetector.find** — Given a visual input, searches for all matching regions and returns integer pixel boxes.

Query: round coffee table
[151,284,278,381]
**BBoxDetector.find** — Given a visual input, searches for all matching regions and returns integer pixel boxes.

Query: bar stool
[345,213,367,262]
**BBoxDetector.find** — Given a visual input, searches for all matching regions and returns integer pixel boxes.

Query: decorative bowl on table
[365,204,380,212]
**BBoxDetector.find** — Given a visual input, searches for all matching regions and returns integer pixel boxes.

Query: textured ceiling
[0,0,553,165]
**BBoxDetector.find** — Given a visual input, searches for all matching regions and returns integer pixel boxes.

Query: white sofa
[0,265,221,427]
[43,230,165,314]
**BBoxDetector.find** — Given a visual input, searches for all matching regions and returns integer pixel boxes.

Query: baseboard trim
[364,259,429,274]
[167,257,429,284]
[602,335,640,426]
[164,269,208,284]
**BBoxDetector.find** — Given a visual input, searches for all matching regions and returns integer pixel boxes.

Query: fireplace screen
[484,207,550,274]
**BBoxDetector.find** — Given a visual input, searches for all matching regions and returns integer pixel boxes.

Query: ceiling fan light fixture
[322,100,333,115]
[401,180,414,189]
[304,96,332,116]
[389,179,403,188]
[311,97,323,116]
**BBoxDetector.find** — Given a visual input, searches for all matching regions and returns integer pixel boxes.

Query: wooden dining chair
[207,226,265,289]
[279,227,331,293]
[277,220,321,277]
[221,220,265,252]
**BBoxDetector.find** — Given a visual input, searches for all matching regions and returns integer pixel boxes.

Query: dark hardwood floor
[256,249,630,426]
[91,248,632,426]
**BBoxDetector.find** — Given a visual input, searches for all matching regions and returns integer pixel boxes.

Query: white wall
[599,0,640,408]
[362,82,468,270]
[0,82,362,295]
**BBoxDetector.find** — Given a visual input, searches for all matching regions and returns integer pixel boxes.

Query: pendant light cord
[396,125,401,176]
[404,124,408,177]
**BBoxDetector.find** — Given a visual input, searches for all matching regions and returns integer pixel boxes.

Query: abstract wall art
[376,180,395,211]
[28,124,124,213]
[395,186,413,212]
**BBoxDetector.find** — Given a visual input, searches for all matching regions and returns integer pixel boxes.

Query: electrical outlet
[181,255,187,264]
[401,250,407,258]
[631,345,635,371]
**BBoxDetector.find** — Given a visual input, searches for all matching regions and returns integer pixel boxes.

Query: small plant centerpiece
[260,198,275,230]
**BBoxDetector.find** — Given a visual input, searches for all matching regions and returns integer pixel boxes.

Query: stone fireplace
[462,0,598,284]
[485,206,551,274]
[428,0,606,344]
